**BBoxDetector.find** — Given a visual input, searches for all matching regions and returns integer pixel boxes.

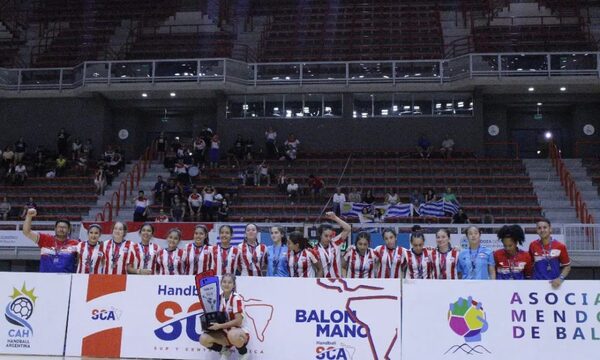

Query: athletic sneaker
[219,347,231,360]
[238,352,250,360]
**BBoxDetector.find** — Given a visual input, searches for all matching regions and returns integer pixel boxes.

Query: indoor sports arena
[0,0,599,359]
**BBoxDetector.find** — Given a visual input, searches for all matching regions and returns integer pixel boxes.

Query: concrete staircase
[523,159,579,224]
[563,158,600,221]
[84,161,170,221]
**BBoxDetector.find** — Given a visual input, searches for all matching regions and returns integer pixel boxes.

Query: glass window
[413,94,432,116]
[353,94,373,118]
[284,94,303,118]
[394,94,413,116]
[323,94,342,117]
[265,95,284,117]
[374,93,393,117]
[305,94,323,117]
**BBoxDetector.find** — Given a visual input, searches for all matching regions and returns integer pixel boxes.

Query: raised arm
[324,211,351,241]
[22,208,40,243]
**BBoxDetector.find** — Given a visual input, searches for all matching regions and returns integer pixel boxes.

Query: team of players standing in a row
[22,208,570,288]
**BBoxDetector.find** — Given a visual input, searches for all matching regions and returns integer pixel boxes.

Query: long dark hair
[271,226,287,243]
[288,231,311,251]
[354,231,371,247]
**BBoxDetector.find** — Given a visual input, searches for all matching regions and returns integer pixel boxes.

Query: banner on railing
[0,273,71,355]
[341,202,413,223]
[402,279,600,359]
[65,275,401,360]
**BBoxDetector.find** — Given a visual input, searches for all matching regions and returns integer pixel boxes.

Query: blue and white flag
[417,200,460,217]
[341,202,371,218]
[384,203,413,218]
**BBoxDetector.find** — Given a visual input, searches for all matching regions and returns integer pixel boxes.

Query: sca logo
[445,296,491,355]
[154,301,203,342]
[316,345,355,360]
[5,283,37,337]
[91,307,122,321]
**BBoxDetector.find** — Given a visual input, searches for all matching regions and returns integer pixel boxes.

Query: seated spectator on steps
[440,135,455,159]
[155,209,170,223]
[416,134,433,159]
[384,189,399,205]
[257,161,271,186]
[188,188,203,221]
[348,187,362,203]
[364,189,375,204]
[152,175,168,205]
[452,208,470,224]
[0,197,11,220]
[332,187,346,216]
[171,196,186,222]
[20,197,37,219]
[442,187,457,203]
[14,162,27,185]
[287,178,299,204]
[308,175,324,202]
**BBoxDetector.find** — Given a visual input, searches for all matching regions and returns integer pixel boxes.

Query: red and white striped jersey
[430,248,459,280]
[314,234,347,278]
[184,243,213,275]
[403,248,433,279]
[288,249,319,278]
[155,248,186,275]
[219,292,249,333]
[374,245,405,278]
[344,247,377,278]
[238,241,268,276]
[211,245,240,276]
[103,239,133,275]
[129,242,161,274]
[76,241,105,274]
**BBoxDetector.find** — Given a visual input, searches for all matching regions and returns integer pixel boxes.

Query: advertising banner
[66,275,402,360]
[0,272,71,355]
[402,279,600,360]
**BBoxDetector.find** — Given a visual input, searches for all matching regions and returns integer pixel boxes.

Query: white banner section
[0,272,71,355]
[423,234,564,252]
[402,279,600,360]
[66,275,402,360]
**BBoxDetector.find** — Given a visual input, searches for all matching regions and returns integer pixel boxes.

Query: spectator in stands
[348,187,362,203]
[332,187,346,216]
[529,218,571,289]
[276,169,287,193]
[22,208,78,273]
[265,127,278,159]
[155,209,170,223]
[409,189,424,207]
[200,124,214,146]
[171,196,186,222]
[109,150,123,174]
[283,134,300,166]
[443,187,457,203]
[287,178,299,204]
[209,134,221,169]
[257,161,270,186]
[133,190,149,222]
[56,128,70,157]
[76,154,88,175]
[364,189,375,204]
[217,194,229,221]
[193,135,206,168]
[55,154,67,176]
[2,146,14,168]
[452,208,470,224]
[33,152,46,177]
[481,209,495,224]
[201,185,217,221]
[188,187,203,221]
[20,197,37,219]
[14,137,27,164]
[152,175,168,205]
[458,226,495,280]
[14,162,27,185]
[71,138,82,161]
[384,189,399,205]
[244,138,255,160]
[242,163,256,186]
[82,139,94,159]
[416,134,433,159]
[94,168,106,196]
[0,197,11,220]
[156,132,168,162]
[165,178,180,206]
[45,168,56,178]
[173,159,189,184]
[440,135,455,159]
[308,175,324,202]
[424,188,437,203]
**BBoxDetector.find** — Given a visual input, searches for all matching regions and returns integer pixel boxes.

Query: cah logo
[4,283,37,347]
[91,307,122,321]
[445,296,491,355]
[316,343,356,359]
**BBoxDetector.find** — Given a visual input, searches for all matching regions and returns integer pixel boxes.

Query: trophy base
[200,311,228,331]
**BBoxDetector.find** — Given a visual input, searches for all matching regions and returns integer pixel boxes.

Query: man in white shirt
[14,163,27,185]
[440,135,455,159]
[287,178,299,204]
[332,187,346,216]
